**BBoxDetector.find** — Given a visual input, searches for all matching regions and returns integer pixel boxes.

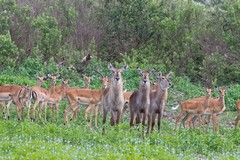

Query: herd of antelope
[0,63,239,134]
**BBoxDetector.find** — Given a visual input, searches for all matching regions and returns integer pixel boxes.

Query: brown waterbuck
[129,68,155,131]
[102,63,128,131]
[147,71,173,134]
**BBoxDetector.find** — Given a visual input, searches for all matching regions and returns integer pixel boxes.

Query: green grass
[0,106,239,160]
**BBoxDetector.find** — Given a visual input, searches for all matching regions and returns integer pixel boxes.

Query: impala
[102,63,128,131]
[147,71,173,134]
[31,74,60,120]
[181,88,226,131]
[121,91,133,122]
[51,74,94,121]
[71,71,109,128]
[64,71,108,126]
[0,84,31,121]
[129,68,155,130]
[235,100,240,129]
[174,88,212,130]
[39,80,68,121]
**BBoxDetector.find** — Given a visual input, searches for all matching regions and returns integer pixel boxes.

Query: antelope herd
[0,63,239,134]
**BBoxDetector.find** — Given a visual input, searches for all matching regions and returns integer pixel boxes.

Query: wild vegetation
[1,0,240,159]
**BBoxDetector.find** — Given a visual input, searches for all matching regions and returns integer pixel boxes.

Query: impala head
[83,75,94,86]
[48,73,61,85]
[37,76,45,86]
[157,71,173,90]
[108,63,128,83]
[205,88,212,97]
[94,69,109,89]
[137,68,155,85]
[101,76,109,89]
[218,88,225,97]
[61,79,69,88]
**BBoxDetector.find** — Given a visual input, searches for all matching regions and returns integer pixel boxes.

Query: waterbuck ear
[158,71,162,77]
[121,64,128,72]
[108,63,115,72]
[149,68,155,76]
[166,71,173,79]
[47,74,52,78]
[137,67,142,75]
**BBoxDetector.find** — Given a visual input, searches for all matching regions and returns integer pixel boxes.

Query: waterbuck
[102,63,128,131]
[129,68,155,130]
[147,71,173,134]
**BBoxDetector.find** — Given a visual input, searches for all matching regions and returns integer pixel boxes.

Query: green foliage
[0,32,18,70]
[32,14,62,61]
[0,0,16,34]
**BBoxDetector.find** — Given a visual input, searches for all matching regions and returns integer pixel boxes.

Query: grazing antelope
[174,88,212,130]
[129,68,155,129]
[102,63,128,131]
[147,71,173,134]
[235,100,240,129]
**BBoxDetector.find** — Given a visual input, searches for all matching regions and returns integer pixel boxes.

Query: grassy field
[0,104,239,160]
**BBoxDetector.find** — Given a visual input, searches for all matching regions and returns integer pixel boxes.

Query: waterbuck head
[108,63,128,84]
[137,68,155,87]
[157,71,173,90]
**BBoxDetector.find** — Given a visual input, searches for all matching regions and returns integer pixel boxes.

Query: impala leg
[95,104,99,128]
[175,111,185,130]
[6,101,12,119]
[212,113,218,132]
[0,102,5,119]
[50,104,54,121]
[56,104,59,122]
[84,105,92,122]
[88,104,95,128]
[64,102,77,125]
[32,99,40,121]
[185,114,194,129]
[26,100,31,120]
[44,102,48,122]
[14,98,23,121]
